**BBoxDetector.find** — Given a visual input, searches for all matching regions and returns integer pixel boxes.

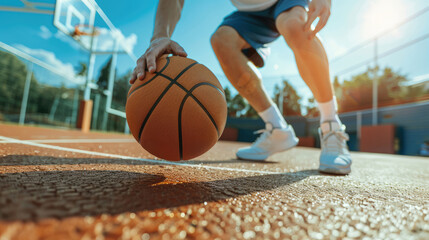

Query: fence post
[71,88,79,127]
[84,33,97,101]
[278,80,284,116]
[92,93,101,129]
[105,39,119,111]
[48,95,60,121]
[372,38,378,125]
[102,39,120,131]
[19,62,33,125]
[124,120,130,134]
[77,34,97,132]
[357,111,362,140]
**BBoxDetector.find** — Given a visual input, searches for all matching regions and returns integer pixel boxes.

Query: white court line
[0,135,277,175]
[0,138,135,144]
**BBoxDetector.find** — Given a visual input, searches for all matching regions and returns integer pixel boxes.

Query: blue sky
[1,0,428,112]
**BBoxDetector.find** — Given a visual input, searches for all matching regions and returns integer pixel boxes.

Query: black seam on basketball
[157,72,223,136]
[127,57,171,98]
[178,82,221,160]
[158,72,225,97]
[137,61,198,143]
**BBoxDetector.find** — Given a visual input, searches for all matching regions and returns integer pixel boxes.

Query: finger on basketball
[135,58,146,80]
[146,53,157,73]
[171,43,187,57]
[130,72,137,84]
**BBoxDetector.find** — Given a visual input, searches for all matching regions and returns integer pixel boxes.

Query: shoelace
[321,130,350,154]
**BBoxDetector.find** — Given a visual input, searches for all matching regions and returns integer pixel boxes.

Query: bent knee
[276,7,307,46]
[211,27,244,52]
[277,17,306,36]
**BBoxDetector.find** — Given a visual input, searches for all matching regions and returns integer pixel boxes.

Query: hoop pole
[19,63,33,125]
[102,39,119,130]
[106,39,119,109]
[84,28,97,100]
[372,38,378,126]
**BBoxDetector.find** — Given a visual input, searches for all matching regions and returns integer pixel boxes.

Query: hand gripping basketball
[130,38,187,84]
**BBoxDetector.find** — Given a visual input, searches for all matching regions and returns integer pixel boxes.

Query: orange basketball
[126,55,227,161]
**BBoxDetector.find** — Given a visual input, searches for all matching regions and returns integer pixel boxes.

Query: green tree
[111,71,131,111]
[229,94,246,117]
[76,62,87,77]
[224,86,233,116]
[242,104,258,118]
[305,97,319,118]
[97,57,113,91]
[336,67,427,112]
[0,51,39,116]
[223,86,258,118]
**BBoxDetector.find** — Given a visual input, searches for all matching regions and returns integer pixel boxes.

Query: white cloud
[121,33,138,53]
[39,25,52,39]
[39,24,82,50]
[94,28,137,53]
[37,23,81,50]
[14,44,85,85]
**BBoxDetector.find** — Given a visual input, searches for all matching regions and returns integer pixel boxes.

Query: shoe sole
[236,154,269,161]
[319,165,351,175]
[236,138,299,161]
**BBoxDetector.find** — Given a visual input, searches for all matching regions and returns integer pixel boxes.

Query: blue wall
[226,101,429,156]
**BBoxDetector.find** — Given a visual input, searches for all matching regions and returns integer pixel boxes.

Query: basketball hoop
[72,24,100,38]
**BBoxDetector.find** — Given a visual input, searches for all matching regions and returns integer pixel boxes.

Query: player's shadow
[0,155,319,221]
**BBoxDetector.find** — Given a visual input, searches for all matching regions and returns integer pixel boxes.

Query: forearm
[151,0,184,42]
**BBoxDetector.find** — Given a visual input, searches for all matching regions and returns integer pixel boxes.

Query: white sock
[317,97,342,132]
[258,105,288,129]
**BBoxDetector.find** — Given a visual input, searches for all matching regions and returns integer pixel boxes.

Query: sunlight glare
[362,0,408,38]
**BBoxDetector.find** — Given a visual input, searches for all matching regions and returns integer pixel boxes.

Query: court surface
[0,123,428,239]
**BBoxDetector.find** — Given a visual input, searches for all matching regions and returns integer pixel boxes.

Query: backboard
[54,0,96,51]
[53,0,133,55]
[52,0,136,123]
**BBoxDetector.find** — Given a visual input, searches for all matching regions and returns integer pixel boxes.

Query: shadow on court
[0,155,278,166]
[0,155,319,221]
[186,159,278,164]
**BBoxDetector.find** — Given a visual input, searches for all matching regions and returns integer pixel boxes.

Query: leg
[275,7,351,174]
[275,6,333,103]
[211,26,272,113]
[211,26,298,160]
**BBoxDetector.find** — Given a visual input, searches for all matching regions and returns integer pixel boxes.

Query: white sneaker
[236,123,299,161]
[319,121,352,175]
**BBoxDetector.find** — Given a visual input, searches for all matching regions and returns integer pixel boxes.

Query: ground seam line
[0,135,277,174]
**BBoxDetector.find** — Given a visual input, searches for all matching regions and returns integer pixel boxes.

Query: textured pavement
[0,123,428,240]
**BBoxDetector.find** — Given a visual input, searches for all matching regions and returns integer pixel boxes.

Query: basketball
[126,55,227,161]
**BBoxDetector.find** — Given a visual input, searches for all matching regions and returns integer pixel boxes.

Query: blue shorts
[219,0,308,67]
